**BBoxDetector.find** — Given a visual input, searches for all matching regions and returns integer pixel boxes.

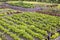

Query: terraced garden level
[0,12,60,40]
[8,1,35,8]
[0,8,22,17]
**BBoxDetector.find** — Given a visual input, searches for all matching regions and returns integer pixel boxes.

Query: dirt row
[36,11,60,16]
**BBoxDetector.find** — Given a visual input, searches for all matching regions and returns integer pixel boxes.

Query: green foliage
[0,12,60,40]
[51,33,59,39]
[0,0,60,3]
[9,2,35,8]
[0,38,2,40]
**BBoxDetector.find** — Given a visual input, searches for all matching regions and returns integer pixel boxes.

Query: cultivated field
[0,1,60,40]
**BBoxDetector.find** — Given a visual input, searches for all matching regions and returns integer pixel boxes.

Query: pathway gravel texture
[55,36,60,40]
[0,3,44,12]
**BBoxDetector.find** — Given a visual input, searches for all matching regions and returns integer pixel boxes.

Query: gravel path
[0,3,44,12]
[55,36,60,40]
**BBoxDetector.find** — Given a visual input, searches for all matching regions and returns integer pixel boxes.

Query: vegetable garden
[0,12,60,40]
[0,1,60,40]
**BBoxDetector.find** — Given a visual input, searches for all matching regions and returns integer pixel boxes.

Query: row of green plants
[6,12,60,38]
[7,2,60,14]
[0,17,46,40]
[0,9,21,17]
[0,12,60,40]
[51,33,59,39]
[8,2,35,8]
[0,32,7,40]
[0,0,60,3]
[0,25,20,40]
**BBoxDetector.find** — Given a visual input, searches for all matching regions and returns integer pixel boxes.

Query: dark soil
[4,34,13,40]
[36,10,60,16]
